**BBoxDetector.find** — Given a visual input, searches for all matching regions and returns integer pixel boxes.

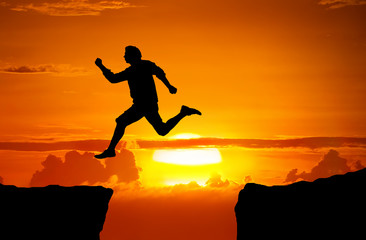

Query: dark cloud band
[1,137,366,152]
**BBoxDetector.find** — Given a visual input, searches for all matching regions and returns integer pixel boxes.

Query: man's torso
[121,60,159,105]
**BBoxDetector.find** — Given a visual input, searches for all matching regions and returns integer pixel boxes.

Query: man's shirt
[104,60,164,105]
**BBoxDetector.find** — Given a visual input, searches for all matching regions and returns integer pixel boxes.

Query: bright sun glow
[153,148,222,166]
[170,133,201,139]
[154,133,222,166]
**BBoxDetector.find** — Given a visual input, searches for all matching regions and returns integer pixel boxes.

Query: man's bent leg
[107,121,126,151]
[95,105,143,159]
[146,105,201,136]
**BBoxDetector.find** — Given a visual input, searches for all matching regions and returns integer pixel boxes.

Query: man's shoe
[181,105,202,116]
[94,149,116,159]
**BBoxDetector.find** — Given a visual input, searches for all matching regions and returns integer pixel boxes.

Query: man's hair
[125,45,142,59]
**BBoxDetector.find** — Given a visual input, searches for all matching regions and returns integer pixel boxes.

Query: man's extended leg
[146,105,201,136]
[95,105,143,159]
[107,121,126,152]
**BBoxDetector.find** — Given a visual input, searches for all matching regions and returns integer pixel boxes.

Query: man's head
[124,46,142,65]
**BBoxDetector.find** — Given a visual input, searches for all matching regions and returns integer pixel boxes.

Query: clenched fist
[95,58,102,67]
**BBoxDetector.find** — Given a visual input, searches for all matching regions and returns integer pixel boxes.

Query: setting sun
[170,133,201,139]
[154,133,222,165]
[153,148,222,165]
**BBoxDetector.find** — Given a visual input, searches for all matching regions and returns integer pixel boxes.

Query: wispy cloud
[319,0,366,8]
[0,64,89,75]
[2,0,137,16]
[1,137,366,152]
[0,139,119,152]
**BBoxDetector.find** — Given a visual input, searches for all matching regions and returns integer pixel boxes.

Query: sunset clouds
[319,0,366,8]
[2,0,136,16]
[30,150,140,186]
[284,149,365,183]
[0,64,88,75]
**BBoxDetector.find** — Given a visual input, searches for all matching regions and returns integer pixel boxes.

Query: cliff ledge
[235,168,366,239]
[0,184,113,240]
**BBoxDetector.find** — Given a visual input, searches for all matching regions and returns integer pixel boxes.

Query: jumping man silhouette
[94,46,201,159]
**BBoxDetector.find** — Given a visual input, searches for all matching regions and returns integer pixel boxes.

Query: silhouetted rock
[0,184,113,240]
[235,168,366,239]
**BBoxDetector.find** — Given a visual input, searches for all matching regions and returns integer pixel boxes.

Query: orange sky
[1,0,366,141]
[1,1,366,239]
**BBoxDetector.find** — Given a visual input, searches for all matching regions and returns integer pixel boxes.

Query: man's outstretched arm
[95,58,124,83]
[154,66,177,94]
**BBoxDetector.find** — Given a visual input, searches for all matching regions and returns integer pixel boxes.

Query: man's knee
[115,116,128,126]
[156,129,168,136]
[153,124,168,136]
[157,129,168,136]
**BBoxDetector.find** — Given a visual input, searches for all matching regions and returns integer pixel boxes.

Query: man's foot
[181,105,202,116]
[94,149,116,159]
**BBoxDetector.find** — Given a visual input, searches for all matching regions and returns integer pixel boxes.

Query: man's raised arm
[95,58,123,84]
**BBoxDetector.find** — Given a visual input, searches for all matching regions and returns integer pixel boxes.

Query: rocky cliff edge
[235,168,366,239]
[0,184,113,240]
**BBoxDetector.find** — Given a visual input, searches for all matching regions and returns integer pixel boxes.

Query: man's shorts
[116,102,162,125]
